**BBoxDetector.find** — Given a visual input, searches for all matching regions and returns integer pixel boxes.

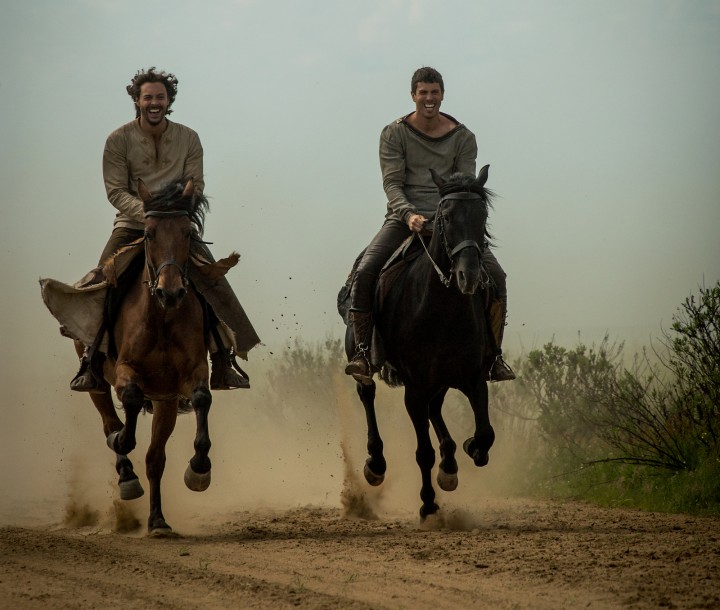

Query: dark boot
[345,311,374,385]
[487,299,516,382]
[210,349,250,390]
[70,347,105,393]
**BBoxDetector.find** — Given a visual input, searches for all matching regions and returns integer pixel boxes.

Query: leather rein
[418,191,488,289]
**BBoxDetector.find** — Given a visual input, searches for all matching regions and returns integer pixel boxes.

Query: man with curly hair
[344,66,515,384]
[71,67,259,392]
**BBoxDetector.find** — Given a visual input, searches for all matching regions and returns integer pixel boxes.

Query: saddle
[336,234,424,325]
[40,239,238,357]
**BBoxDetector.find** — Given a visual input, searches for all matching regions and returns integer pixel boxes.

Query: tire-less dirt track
[4,370,720,609]
[3,497,719,610]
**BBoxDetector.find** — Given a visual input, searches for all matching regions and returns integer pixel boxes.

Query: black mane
[143,178,210,236]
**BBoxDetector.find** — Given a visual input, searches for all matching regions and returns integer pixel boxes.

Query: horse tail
[379,364,404,388]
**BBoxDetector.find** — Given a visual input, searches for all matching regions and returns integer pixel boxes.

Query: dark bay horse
[344,165,496,519]
[78,178,237,536]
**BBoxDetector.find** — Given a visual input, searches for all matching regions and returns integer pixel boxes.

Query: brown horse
[75,177,237,536]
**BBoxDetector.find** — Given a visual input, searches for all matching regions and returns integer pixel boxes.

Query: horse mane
[143,178,210,237]
[439,172,495,244]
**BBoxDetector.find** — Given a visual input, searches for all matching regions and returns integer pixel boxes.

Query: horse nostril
[177,288,187,301]
[155,287,165,301]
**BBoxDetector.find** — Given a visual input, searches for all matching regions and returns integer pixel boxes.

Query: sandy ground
[2,497,720,610]
[2,364,719,609]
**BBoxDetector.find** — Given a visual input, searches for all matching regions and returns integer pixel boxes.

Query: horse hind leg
[116,454,144,500]
[184,386,212,492]
[357,380,386,486]
[145,398,179,536]
[404,386,439,519]
[429,390,458,492]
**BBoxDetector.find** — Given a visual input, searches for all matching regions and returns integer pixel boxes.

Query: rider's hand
[407,214,427,233]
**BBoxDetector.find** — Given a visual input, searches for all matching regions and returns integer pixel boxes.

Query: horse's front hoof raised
[184,464,211,492]
[463,438,490,467]
[119,477,144,501]
[363,461,385,486]
[437,468,458,491]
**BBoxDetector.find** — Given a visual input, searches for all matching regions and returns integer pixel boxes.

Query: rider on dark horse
[70,67,260,393]
[345,66,515,385]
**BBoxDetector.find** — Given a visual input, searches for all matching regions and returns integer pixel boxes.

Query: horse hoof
[419,503,440,520]
[437,468,458,492]
[463,437,489,467]
[363,462,385,486]
[184,464,211,492]
[148,526,178,538]
[119,478,144,501]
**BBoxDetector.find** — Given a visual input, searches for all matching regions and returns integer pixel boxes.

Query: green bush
[509,281,720,514]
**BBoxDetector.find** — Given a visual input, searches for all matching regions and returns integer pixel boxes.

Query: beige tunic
[103,118,204,230]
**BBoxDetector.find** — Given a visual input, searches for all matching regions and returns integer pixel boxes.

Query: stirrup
[489,354,516,382]
[345,344,374,385]
[70,359,105,394]
[210,352,250,390]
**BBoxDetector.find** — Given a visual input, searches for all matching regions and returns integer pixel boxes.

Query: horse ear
[429,168,445,188]
[476,164,490,188]
[137,179,153,203]
[182,178,194,198]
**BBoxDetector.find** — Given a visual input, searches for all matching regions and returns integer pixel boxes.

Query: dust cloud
[1,345,530,534]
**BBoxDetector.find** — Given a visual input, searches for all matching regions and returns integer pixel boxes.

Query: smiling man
[345,66,515,384]
[69,67,259,393]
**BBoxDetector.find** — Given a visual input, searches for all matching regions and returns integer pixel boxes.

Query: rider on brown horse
[70,67,259,393]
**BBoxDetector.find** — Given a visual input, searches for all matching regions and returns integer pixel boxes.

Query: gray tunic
[380,113,477,223]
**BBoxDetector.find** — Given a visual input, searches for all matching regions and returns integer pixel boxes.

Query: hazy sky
[2,0,719,366]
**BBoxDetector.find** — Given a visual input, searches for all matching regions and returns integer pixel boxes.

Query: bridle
[419,191,489,289]
[143,209,191,296]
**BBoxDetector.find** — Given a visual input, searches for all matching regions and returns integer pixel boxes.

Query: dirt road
[3,369,720,609]
[3,496,719,609]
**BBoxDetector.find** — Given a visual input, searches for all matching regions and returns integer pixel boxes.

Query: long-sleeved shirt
[380,113,477,224]
[103,118,204,230]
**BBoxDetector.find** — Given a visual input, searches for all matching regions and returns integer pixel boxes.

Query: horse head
[139,177,207,310]
[429,165,492,295]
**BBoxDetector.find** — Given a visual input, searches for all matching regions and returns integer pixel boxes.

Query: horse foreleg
[184,386,212,492]
[460,380,495,467]
[357,380,386,486]
[429,389,458,492]
[86,387,144,500]
[106,379,144,457]
[404,386,438,519]
[145,399,179,536]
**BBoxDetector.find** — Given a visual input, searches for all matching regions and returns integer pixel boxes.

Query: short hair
[411,67,444,94]
[126,67,179,118]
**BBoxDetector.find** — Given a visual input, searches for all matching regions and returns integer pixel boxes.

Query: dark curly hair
[126,67,179,118]
[411,66,444,94]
